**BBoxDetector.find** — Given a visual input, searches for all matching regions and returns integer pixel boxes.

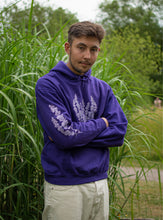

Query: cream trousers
[42,179,109,220]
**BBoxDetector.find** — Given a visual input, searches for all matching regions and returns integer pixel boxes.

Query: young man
[35,21,128,220]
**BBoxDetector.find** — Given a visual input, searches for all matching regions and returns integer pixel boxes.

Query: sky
[1,0,104,22]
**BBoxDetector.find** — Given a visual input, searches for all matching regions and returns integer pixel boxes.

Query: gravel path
[120,166,163,182]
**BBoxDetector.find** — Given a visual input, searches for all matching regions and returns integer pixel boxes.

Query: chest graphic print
[73,94,97,122]
[49,94,97,136]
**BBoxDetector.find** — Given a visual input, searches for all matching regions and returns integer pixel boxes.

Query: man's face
[65,36,100,75]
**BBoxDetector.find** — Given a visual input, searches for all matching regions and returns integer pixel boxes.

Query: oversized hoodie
[35,61,128,185]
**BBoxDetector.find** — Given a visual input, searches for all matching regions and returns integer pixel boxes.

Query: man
[35,21,128,220]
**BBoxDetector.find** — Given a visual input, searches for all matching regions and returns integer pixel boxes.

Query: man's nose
[84,49,91,59]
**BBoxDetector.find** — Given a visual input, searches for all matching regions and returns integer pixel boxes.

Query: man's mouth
[80,61,91,66]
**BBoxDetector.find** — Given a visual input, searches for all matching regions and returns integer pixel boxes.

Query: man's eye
[91,48,98,52]
[79,47,84,50]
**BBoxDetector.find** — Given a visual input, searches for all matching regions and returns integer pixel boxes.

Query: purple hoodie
[35,61,128,185]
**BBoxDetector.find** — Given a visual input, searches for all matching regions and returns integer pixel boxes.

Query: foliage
[100,26,163,102]
[130,107,163,161]
[1,1,79,38]
[0,2,68,219]
[98,0,163,48]
[98,0,163,102]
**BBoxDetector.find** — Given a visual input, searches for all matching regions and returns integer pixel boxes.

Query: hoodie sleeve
[88,88,128,147]
[35,78,107,149]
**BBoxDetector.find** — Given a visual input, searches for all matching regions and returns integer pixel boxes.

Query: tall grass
[0,4,68,218]
[0,2,162,219]
[93,46,163,218]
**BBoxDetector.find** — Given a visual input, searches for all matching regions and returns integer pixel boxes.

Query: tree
[1,1,78,38]
[100,26,162,100]
[98,0,163,47]
[98,0,163,100]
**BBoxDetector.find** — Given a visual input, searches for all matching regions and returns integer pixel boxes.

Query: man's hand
[48,136,54,142]
[101,117,109,128]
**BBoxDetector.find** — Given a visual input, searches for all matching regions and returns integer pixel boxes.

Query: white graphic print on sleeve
[49,94,97,136]
[73,94,97,122]
[49,105,81,136]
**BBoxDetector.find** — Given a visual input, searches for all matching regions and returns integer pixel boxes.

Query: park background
[0,0,162,219]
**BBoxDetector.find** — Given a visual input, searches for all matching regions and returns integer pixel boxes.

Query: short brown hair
[68,21,105,45]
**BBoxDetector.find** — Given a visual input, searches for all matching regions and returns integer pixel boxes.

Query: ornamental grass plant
[0,4,68,218]
[93,55,163,219]
[0,2,162,219]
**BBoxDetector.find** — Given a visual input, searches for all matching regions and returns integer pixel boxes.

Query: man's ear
[65,42,70,54]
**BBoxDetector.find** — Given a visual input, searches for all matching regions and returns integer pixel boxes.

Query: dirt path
[120,166,163,183]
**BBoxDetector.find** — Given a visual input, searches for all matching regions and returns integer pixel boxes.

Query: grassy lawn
[130,107,163,162]
[115,179,163,220]
[115,107,163,219]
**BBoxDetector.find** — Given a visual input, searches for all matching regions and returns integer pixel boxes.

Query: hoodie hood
[50,61,91,81]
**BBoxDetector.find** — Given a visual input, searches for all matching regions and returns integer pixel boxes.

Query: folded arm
[36,78,127,149]
[88,92,128,147]
[35,79,107,149]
